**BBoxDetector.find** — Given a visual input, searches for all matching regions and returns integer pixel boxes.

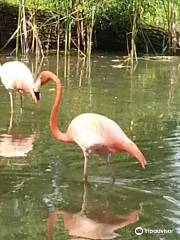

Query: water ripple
[163,195,180,207]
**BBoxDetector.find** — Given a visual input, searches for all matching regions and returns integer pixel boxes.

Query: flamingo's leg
[9,91,14,114]
[20,93,23,113]
[8,111,13,132]
[83,149,89,182]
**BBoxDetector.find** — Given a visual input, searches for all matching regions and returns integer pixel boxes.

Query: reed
[86,5,95,58]
[168,1,178,54]
[2,0,180,57]
[64,0,73,55]
[16,0,28,56]
[14,0,44,58]
[130,0,139,66]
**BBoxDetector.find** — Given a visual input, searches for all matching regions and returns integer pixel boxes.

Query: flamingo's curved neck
[47,72,70,142]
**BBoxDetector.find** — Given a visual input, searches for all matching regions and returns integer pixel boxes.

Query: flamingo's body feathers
[0,61,34,93]
[68,113,127,153]
[0,61,40,112]
[67,113,146,168]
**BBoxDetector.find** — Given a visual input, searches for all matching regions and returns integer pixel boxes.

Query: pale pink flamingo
[0,61,40,113]
[34,71,147,181]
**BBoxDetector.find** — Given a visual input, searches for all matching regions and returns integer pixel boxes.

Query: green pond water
[0,53,180,240]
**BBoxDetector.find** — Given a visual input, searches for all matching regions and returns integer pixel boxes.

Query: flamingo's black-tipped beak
[34,91,41,101]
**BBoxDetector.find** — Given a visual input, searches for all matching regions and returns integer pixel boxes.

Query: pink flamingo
[0,61,40,113]
[35,71,147,181]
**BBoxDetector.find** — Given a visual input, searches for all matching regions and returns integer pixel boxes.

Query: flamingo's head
[33,71,61,103]
[34,71,51,91]
[33,71,52,102]
[34,71,60,93]
[122,138,147,169]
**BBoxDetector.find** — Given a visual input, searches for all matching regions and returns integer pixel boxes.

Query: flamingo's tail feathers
[124,138,147,168]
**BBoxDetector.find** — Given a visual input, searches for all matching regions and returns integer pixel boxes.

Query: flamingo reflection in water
[47,183,140,240]
[0,110,37,160]
[0,132,37,158]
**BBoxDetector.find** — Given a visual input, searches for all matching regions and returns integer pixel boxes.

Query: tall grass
[1,0,180,58]
[15,0,44,58]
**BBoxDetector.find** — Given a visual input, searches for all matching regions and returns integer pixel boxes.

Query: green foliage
[1,0,180,30]
[141,0,167,28]
[1,0,180,56]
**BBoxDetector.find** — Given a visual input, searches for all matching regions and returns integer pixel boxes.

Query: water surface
[0,53,180,239]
